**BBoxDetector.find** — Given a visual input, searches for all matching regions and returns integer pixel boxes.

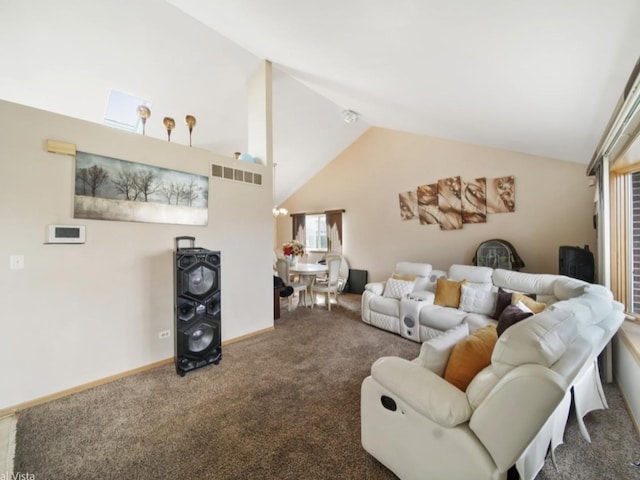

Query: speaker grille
[185,322,215,353]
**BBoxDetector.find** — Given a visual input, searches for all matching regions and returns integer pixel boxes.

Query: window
[291,210,344,253]
[104,89,151,133]
[631,171,640,312]
[305,214,327,251]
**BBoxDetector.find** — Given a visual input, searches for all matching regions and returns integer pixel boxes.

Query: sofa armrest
[370,356,472,427]
[407,291,435,303]
[469,364,567,472]
[364,282,385,296]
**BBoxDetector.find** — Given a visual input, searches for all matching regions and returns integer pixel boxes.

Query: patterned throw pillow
[382,277,416,299]
[459,285,497,315]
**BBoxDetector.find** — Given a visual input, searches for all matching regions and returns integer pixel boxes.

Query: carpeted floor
[13,294,640,479]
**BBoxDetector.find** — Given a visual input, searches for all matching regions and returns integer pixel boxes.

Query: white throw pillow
[417,323,470,376]
[382,277,415,299]
[459,285,497,316]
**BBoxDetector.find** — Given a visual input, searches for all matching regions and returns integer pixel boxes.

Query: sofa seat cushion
[444,325,498,391]
[462,313,497,333]
[370,296,401,317]
[419,305,467,330]
[492,307,579,378]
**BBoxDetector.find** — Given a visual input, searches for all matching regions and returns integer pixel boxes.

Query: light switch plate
[9,255,24,270]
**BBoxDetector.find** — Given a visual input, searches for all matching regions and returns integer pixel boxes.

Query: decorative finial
[185,115,196,147]
[163,117,176,142]
[137,106,151,135]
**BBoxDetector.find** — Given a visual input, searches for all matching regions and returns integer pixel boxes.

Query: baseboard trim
[0,358,173,417]
[0,326,274,417]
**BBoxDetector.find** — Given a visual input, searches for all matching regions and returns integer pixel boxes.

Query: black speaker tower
[174,236,221,376]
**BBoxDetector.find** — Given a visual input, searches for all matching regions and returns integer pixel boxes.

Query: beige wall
[277,127,595,282]
[0,101,274,410]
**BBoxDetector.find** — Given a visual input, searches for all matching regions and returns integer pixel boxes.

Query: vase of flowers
[282,240,305,266]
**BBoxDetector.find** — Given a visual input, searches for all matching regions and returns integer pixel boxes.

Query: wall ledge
[619,320,640,366]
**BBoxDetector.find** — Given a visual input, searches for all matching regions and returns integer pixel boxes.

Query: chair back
[276,259,291,285]
[326,254,342,287]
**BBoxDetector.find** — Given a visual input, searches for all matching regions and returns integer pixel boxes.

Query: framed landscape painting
[74,151,209,225]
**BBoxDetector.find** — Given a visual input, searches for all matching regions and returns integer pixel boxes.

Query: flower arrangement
[282,240,305,257]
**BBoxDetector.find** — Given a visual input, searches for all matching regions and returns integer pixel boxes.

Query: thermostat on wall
[46,225,86,244]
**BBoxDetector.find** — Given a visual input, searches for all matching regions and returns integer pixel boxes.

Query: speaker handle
[175,236,196,250]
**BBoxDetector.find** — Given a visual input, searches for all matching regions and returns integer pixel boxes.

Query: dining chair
[275,259,306,310]
[311,254,342,311]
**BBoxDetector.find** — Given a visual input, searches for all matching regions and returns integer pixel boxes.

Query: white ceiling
[1,0,639,202]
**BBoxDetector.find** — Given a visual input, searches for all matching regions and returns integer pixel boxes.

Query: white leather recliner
[361,283,624,480]
[361,262,437,336]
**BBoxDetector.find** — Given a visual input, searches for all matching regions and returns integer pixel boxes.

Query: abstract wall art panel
[487,175,516,214]
[398,191,418,220]
[437,176,462,230]
[462,177,487,224]
[417,184,441,225]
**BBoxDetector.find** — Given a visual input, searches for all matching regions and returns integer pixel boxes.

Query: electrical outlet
[158,330,171,339]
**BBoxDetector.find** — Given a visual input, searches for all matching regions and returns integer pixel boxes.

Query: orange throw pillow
[511,293,546,313]
[444,325,498,391]
[434,278,467,308]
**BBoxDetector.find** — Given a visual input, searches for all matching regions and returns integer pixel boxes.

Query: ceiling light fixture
[341,109,360,124]
[272,163,288,217]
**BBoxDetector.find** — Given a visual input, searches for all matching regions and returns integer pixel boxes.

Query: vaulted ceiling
[1,0,639,203]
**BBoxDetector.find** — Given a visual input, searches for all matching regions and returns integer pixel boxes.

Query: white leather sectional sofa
[360,262,625,479]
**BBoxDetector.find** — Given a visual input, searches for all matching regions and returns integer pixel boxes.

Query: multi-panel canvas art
[399,175,514,230]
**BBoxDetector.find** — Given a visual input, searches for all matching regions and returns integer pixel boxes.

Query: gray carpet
[13,294,640,479]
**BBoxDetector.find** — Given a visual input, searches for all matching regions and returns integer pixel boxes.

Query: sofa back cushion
[552,276,614,302]
[425,270,448,292]
[550,293,614,328]
[491,307,578,378]
[492,269,558,297]
[394,262,432,292]
[448,264,493,290]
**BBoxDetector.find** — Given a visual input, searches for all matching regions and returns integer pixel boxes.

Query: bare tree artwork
[76,165,110,197]
[135,170,158,202]
[74,151,208,225]
[112,169,139,201]
[181,178,201,207]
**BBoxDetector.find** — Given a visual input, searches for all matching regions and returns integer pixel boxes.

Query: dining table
[289,262,328,307]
